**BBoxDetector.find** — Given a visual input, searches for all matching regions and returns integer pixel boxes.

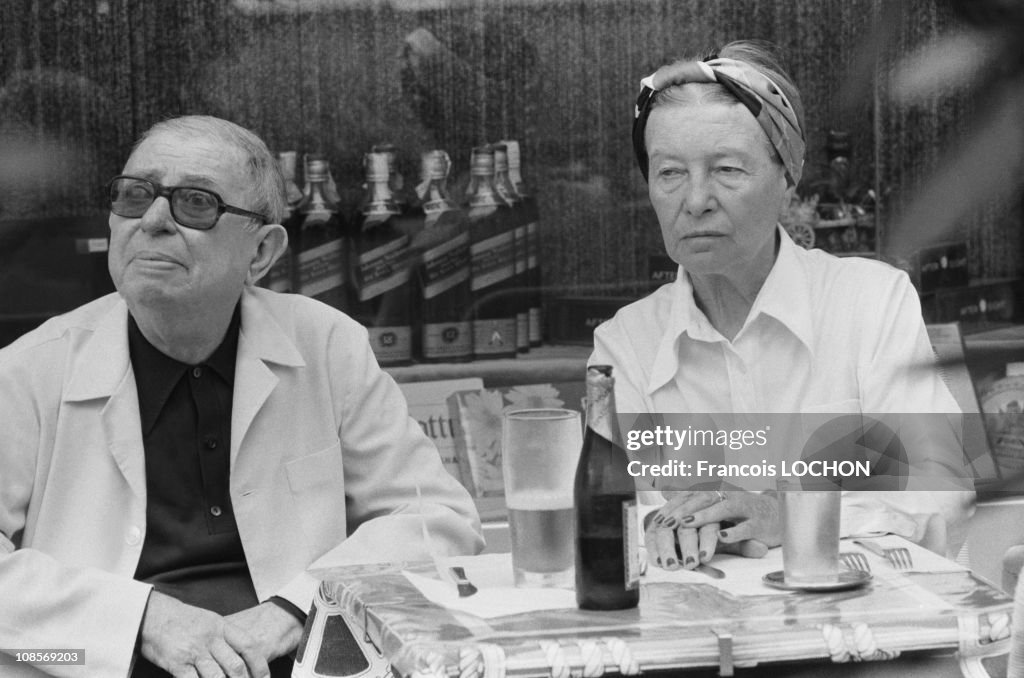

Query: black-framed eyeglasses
[107,175,269,231]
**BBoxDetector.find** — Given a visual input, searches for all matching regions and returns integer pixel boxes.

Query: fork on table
[840,552,871,573]
[853,539,914,571]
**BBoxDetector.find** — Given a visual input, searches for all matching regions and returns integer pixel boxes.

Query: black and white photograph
[2,1,1024,676]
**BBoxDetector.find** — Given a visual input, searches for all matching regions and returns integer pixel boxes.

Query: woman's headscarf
[632,56,805,186]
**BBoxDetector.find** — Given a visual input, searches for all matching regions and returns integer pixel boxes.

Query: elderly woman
[590,40,973,571]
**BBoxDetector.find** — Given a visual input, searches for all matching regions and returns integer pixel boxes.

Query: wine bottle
[492,143,530,355]
[412,150,473,363]
[295,156,347,311]
[464,146,517,359]
[502,139,543,347]
[262,150,304,293]
[575,365,640,610]
[349,151,414,366]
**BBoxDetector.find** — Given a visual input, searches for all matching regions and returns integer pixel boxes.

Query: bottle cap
[364,152,391,182]
[500,139,521,169]
[420,150,451,181]
[371,143,398,171]
[492,143,509,173]
[305,158,329,182]
[470,146,495,176]
[277,151,298,179]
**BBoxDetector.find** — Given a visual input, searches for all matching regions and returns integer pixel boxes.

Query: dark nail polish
[655,557,662,567]
[664,518,678,529]
[685,557,695,566]
[666,558,677,567]
[719,530,728,538]
[699,550,707,560]
[682,515,694,524]
[653,515,664,526]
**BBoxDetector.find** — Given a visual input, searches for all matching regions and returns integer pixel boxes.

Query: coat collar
[64,297,132,402]
[236,287,306,370]
[63,288,306,403]
[61,288,308,493]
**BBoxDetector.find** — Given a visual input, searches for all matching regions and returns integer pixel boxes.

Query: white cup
[779,490,841,584]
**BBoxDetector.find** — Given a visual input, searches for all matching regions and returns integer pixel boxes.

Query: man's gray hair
[135,115,287,225]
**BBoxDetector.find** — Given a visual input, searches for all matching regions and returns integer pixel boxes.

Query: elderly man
[593,40,973,572]
[0,115,483,677]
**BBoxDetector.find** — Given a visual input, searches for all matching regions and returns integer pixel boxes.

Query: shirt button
[204,437,218,450]
[192,367,203,378]
[210,505,223,517]
[126,526,142,546]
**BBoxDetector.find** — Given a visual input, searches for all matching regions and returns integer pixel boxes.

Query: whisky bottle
[262,152,299,292]
[464,146,517,359]
[349,152,414,366]
[492,143,530,355]
[411,150,473,363]
[262,150,303,293]
[295,157,347,311]
[502,139,542,347]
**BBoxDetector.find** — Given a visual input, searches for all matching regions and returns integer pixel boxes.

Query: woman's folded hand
[644,490,781,570]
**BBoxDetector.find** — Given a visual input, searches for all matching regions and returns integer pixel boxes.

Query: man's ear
[246,223,288,286]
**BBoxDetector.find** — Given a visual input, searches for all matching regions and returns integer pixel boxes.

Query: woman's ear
[780,176,797,217]
[246,223,288,286]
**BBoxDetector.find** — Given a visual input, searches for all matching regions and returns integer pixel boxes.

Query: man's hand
[139,591,269,678]
[225,602,304,662]
[645,490,780,570]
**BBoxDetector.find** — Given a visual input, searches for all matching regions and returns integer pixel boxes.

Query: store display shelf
[965,325,1024,356]
[385,344,590,387]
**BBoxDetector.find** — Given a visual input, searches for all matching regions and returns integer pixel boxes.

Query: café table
[295,537,1012,678]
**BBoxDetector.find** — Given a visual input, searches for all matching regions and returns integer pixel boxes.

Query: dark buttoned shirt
[130,306,247,602]
[128,307,299,677]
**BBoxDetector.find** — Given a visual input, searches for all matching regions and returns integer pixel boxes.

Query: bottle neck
[306,179,330,206]
[390,173,408,205]
[278,153,298,181]
[493,169,518,204]
[299,179,339,225]
[585,376,619,444]
[508,166,528,196]
[466,173,503,207]
[419,177,456,208]
[362,179,400,217]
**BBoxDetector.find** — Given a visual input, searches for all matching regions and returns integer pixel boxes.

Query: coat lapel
[63,298,147,498]
[231,289,306,466]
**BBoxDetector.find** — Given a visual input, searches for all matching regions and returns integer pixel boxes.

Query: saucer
[762,570,872,592]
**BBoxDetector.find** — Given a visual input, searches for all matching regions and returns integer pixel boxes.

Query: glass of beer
[502,408,583,588]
